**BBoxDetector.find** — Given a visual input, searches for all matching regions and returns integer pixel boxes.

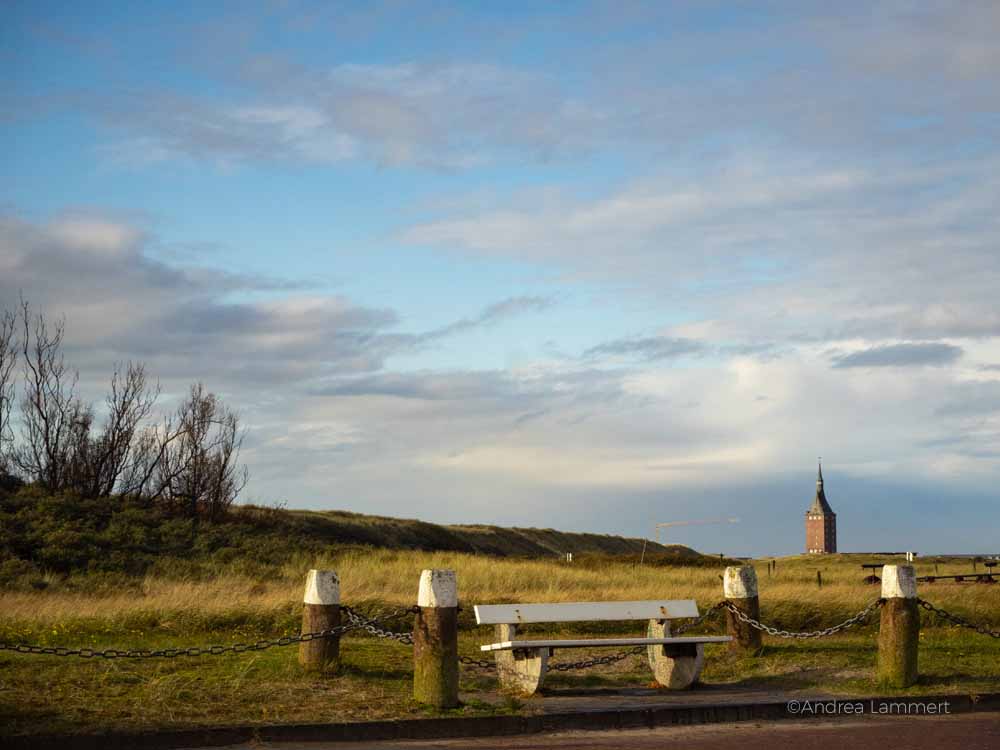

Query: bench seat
[481,636,732,651]
[475,600,698,624]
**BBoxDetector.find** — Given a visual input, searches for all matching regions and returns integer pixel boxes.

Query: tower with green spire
[805,461,837,553]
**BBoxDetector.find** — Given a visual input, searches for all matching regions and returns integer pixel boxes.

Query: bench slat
[474,600,699,625]
[480,636,732,651]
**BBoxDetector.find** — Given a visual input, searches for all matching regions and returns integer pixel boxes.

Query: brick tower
[805,462,836,554]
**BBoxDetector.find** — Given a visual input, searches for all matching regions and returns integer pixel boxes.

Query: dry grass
[1,552,994,615]
[1,551,996,643]
[0,550,1000,631]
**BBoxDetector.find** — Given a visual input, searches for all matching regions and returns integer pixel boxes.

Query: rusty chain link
[549,646,645,671]
[722,597,884,639]
[671,600,728,635]
[0,604,419,659]
[0,624,355,659]
[460,648,647,674]
[459,654,499,669]
[547,603,732,671]
[917,598,1000,638]
[342,605,420,644]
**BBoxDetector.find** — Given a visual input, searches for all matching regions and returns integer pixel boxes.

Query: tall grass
[1,551,996,642]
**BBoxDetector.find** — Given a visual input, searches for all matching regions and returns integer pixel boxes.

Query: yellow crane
[655,518,740,546]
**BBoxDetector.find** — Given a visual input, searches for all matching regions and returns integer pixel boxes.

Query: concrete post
[877,564,919,688]
[298,569,340,672]
[724,565,763,655]
[413,569,459,708]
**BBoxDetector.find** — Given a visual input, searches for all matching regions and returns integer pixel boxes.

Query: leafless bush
[12,299,89,491]
[69,362,160,499]
[3,300,248,516]
[149,383,248,519]
[0,308,18,474]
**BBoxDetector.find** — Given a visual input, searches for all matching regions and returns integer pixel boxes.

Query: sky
[2,1,999,556]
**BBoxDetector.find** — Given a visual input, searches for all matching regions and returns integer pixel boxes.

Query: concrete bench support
[877,564,918,688]
[413,569,459,708]
[724,565,763,655]
[646,619,704,688]
[494,623,549,695]
[298,569,340,673]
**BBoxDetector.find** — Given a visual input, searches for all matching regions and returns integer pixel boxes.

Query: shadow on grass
[704,672,833,692]
[759,642,878,656]
[339,662,412,681]
[915,671,1000,688]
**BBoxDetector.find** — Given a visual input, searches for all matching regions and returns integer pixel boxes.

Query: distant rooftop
[808,461,835,515]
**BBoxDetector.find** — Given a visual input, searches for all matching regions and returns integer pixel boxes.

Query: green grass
[3,626,998,737]
[1,636,417,735]
[700,629,1000,696]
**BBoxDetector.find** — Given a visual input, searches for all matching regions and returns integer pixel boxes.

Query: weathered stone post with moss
[298,569,340,672]
[877,564,918,687]
[724,565,763,655]
[413,569,459,708]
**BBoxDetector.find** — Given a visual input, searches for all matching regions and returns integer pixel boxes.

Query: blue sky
[3,1,999,555]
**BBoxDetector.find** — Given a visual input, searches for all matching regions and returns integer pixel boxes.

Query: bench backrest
[474,599,698,625]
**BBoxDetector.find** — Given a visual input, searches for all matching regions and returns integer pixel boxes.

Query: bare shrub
[70,362,160,499]
[3,300,248,516]
[0,308,17,474]
[139,383,248,519]
[12,299,89,491]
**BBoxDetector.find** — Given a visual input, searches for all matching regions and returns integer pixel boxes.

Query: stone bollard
[298,569,340,672]
[724,565,763,655]
[413,569,459,708]
[877,564,919,687]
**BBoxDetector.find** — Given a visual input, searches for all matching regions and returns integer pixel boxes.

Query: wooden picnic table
[861,563,881,585]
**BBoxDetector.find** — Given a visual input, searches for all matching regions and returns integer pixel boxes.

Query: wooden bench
[474,600,731,694]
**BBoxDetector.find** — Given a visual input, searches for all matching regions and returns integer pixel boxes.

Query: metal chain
[549,646,645,671]
[459,654,497,670]
[0,622,357,659]
[671,600,728,635]
[460,647,646,674]
[721,597,884,639]
[917,598,1000,638]
[342,605,420,644]
[0,605,419,659]
[547,603,730,671]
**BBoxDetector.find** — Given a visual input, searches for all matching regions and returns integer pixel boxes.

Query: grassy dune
[0,489,698,592]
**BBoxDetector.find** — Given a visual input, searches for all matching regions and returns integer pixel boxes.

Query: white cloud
[404,149,1000,346]
[46,216,143,258]
[230,105,359,162]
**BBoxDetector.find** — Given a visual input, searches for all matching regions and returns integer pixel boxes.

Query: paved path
[213,714,1000,750]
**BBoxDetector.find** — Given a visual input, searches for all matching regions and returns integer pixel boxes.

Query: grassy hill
[0,486,711,589]
[293,508,698,558]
